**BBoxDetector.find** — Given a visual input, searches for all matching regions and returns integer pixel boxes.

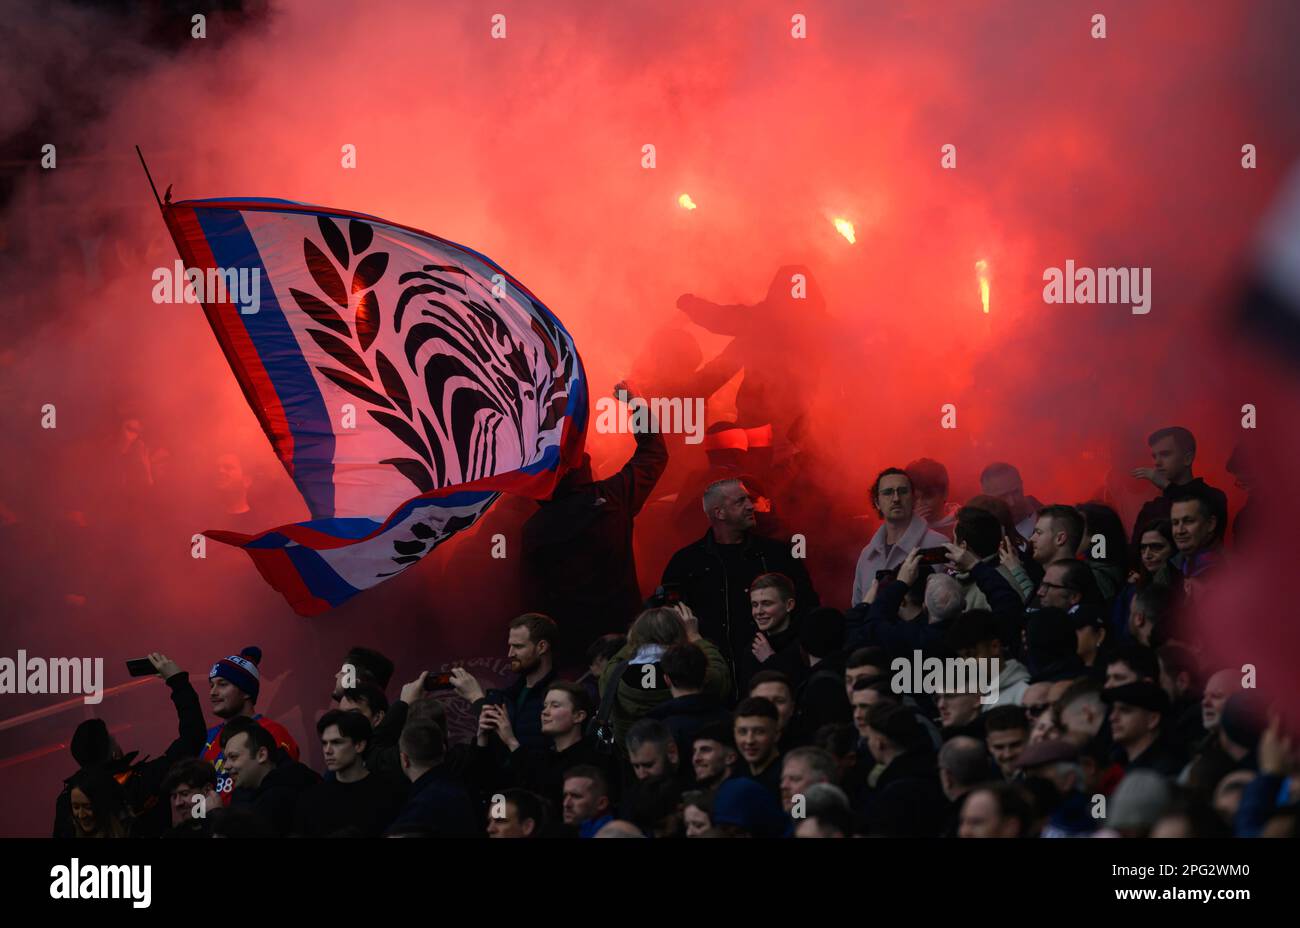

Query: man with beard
[452,613,559,752]
[521,381,668,673]
[691,722,740,790]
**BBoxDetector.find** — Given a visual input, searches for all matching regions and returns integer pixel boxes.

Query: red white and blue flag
[163,197,588,615]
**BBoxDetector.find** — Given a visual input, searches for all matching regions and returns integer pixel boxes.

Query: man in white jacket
[851,467,949,606]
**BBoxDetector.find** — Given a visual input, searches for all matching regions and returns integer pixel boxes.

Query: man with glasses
[1036,559,1097,610]
[851,467,948,606]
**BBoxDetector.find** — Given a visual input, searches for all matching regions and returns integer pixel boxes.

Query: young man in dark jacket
[392,720,480,837]
[855,703,946,837]
[662,477,818,686]
[294,710,407,837]
[223,717,321,837]
[645,643,731,763]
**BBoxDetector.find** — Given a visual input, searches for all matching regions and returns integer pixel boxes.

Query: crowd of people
[53,424,1296,839]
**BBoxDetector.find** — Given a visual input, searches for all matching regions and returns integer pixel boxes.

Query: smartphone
[918,546,950,565]
[484,688,507,706]
[422,672,455,691]
[125,657,155,677]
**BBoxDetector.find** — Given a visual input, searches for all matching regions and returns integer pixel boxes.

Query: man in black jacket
[855,703,946,837]
[522,380,668,673]
[392,720,480,837]
[53,651,206,839]
[662,477,819,685]
[223,717,321,837]
[647,642,731,763]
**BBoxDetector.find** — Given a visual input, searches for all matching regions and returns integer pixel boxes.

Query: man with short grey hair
[794,782,854,837]
[780,746,836,814]
[663,478,819,678]
[924,573,965,624]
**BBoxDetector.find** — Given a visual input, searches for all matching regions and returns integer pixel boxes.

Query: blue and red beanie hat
[210,646,263,701]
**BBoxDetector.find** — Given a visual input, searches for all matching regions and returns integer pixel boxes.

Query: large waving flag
[162,196,588,615]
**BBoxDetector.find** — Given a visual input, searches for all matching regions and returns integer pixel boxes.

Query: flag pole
[135,145,165,212]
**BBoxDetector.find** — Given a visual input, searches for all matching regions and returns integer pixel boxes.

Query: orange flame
[975,259,990,314]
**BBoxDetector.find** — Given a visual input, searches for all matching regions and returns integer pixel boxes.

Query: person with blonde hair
[598,605,731,746]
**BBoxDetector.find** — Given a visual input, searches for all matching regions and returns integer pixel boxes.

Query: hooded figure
[521,385,668,671]
[676,265,829,451]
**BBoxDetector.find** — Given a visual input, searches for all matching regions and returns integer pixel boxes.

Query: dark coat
[522,427,668,668]
[229,752,322,837]
[735,618,803,695]
[1131,477,1229,546]
[505,737,617,809]
[845,580,947,661]
[854,748,946,837]
[1121,736,1187,777]
[391,765,481,837]
[644,692,732,764]
[292,770,409,837]
[662,529,819,685]
[793,653,852,735]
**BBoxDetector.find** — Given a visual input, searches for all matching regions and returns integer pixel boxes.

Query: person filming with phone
[450,613,560,754]
[55,652,206,838]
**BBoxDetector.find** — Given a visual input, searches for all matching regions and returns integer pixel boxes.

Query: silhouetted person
[676,265,828,450]
[979,462,1045,542]
[522,381,668,672]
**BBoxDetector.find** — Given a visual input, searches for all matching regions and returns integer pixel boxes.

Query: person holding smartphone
[54,652,205,838]
[851,467,949,607]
